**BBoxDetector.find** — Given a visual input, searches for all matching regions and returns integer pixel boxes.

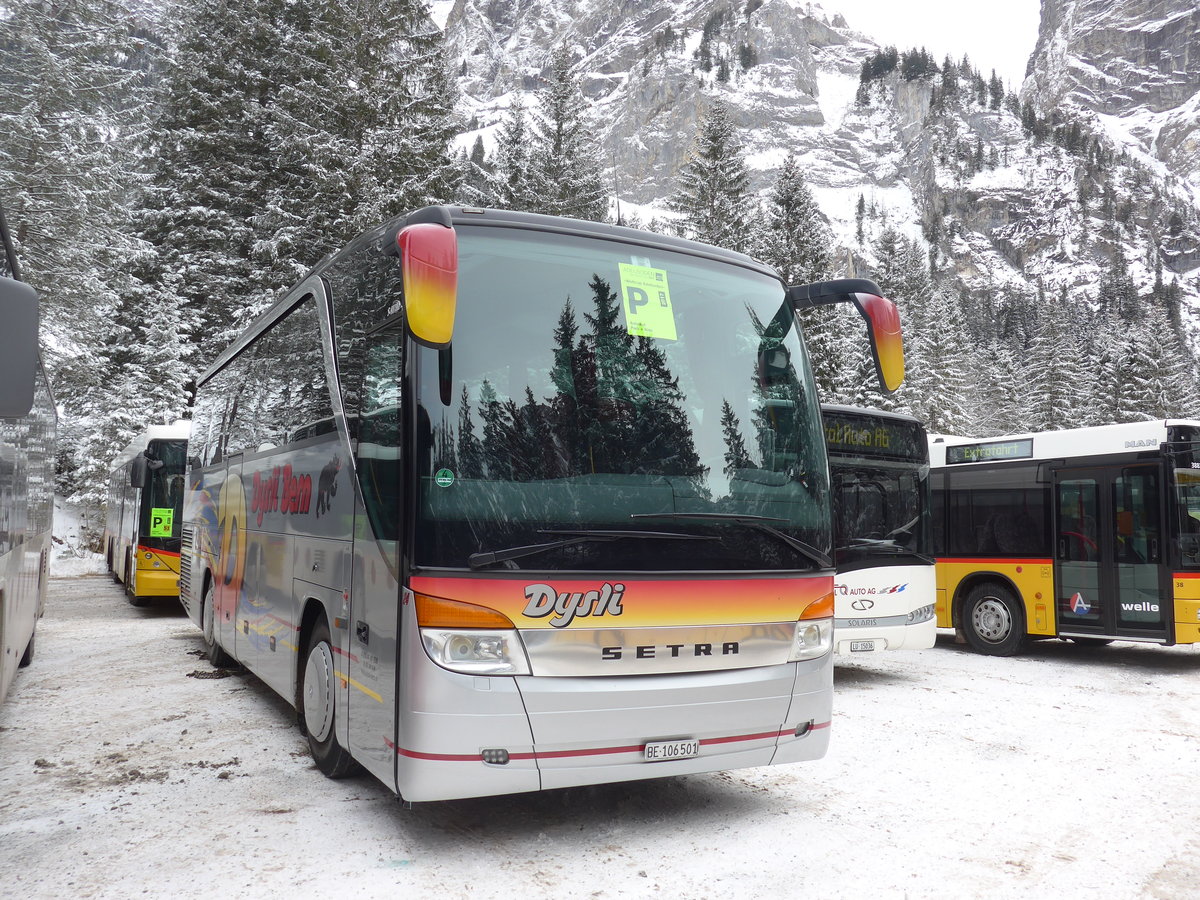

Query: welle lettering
[522,582,625,628]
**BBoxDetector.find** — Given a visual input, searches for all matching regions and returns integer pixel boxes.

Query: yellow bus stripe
[335,669,383,704]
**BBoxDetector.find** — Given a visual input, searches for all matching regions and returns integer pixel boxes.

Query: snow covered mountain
[1023,0,1200,195]
[440,0,1200,320]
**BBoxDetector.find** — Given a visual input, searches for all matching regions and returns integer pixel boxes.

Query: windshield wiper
[467,529,718,570]
[629,512,833,569]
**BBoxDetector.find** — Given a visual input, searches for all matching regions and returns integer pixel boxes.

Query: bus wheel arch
[296,603,358,779]
[18,628,34,668]
[958,578,1028,656]
[201,571,236,668]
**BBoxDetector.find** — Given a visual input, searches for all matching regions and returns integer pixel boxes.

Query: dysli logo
[522,582,626,628]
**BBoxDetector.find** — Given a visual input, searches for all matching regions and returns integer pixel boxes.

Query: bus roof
[110,421,191,471]
[929,419,1200,467]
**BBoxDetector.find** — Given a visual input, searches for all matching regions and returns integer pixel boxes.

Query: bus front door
[1054,465,1168,642]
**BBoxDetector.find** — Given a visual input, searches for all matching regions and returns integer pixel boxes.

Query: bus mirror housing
[0,276,39,418]
[787,278,905,393]
[130,454,148,488]
[397,222,457,348]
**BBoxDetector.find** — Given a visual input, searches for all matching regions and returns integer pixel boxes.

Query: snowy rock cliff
[1023,0,1200,195]
[441,0,1200,321]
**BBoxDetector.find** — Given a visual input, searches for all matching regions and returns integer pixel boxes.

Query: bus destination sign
[823,413,925,461]
[945,438,1034,465]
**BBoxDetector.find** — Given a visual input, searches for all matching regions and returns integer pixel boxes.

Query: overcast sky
[822,0,1044,90]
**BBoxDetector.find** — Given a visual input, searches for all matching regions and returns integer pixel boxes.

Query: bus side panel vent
[179,525,194,603]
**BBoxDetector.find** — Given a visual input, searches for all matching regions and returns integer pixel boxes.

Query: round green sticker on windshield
[434,468,455,488]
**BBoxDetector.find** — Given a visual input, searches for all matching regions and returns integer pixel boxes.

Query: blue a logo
[1070,592,1090,615]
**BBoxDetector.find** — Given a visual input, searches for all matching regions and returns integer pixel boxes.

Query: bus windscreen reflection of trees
[435,275,705,484]
[421,273,818,570]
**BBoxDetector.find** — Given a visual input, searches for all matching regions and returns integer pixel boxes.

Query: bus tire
[300,618,358,779]
[962,582,1027,656]
[126,555,151,608]
[18,630,34,668]
[202,579,237,669]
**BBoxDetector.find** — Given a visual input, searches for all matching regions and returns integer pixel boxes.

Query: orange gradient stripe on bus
[410,575,834,629]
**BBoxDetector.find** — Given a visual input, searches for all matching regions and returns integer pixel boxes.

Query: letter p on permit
[626,286,650,313]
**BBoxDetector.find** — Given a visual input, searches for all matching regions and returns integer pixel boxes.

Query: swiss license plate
[643,739,699,762]
[850,640,876,652]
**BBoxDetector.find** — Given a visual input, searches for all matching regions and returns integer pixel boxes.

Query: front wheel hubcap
[973,598,1011,643]
[303,642,336,743]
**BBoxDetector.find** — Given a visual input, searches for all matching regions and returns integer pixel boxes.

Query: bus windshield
[139,438,187,544]
[823,411,928,565]
[412,226,830,571]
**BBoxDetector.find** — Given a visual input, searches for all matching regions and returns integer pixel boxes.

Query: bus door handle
[1057,536,1067,560]
[356,620,370,644]
[1149,537,1160,562]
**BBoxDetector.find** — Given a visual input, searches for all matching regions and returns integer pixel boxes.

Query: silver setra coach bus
[0,203,56,705]
[180,206,904,801]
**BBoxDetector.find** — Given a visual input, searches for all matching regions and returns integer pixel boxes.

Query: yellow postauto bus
[929,420,1200,655]
[104,422,190,606]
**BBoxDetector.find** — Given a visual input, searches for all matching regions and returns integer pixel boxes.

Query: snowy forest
[2,0,1199,546]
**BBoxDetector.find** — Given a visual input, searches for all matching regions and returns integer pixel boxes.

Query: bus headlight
[420,629,531,676]
[788,619,833,661]
[906,604,936,625]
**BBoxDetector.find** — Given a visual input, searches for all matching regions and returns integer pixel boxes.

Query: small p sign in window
[150,508,175,538]
[619,263,677,340]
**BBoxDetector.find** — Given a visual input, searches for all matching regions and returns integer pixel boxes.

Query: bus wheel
[962,583,1027,656]
[202,580,236,669]
[18,630,34,668]
[300,619,358,779]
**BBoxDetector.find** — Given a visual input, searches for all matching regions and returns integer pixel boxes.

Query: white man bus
[104,421,190,606]
[0,203,56,704]
[181,206,904,801]
[822,405,935,654]
[930,420,1200,655]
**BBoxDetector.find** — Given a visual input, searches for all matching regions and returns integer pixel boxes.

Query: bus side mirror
[130,455,148,488]
[0,276,40,417]
[397,222,457,348]
[787,278,905,393]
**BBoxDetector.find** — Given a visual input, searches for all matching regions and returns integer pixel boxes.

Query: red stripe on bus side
[386,723,829,762]
[935,557,1052,567]
[137,546,181,559]
[332,646,360,664]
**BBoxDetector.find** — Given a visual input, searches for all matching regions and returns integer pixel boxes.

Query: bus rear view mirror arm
[786,278,905,394]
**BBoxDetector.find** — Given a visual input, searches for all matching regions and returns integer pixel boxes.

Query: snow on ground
[3,576,1200,899]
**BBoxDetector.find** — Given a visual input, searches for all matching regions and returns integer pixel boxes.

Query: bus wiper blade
[467,529,717,570]
[630,512,833,569]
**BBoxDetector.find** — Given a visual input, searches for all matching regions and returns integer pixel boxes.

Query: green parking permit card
[619,263,677,340]
[150,508,174,537]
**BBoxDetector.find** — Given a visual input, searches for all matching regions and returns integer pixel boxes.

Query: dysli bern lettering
[522,582,625,628]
